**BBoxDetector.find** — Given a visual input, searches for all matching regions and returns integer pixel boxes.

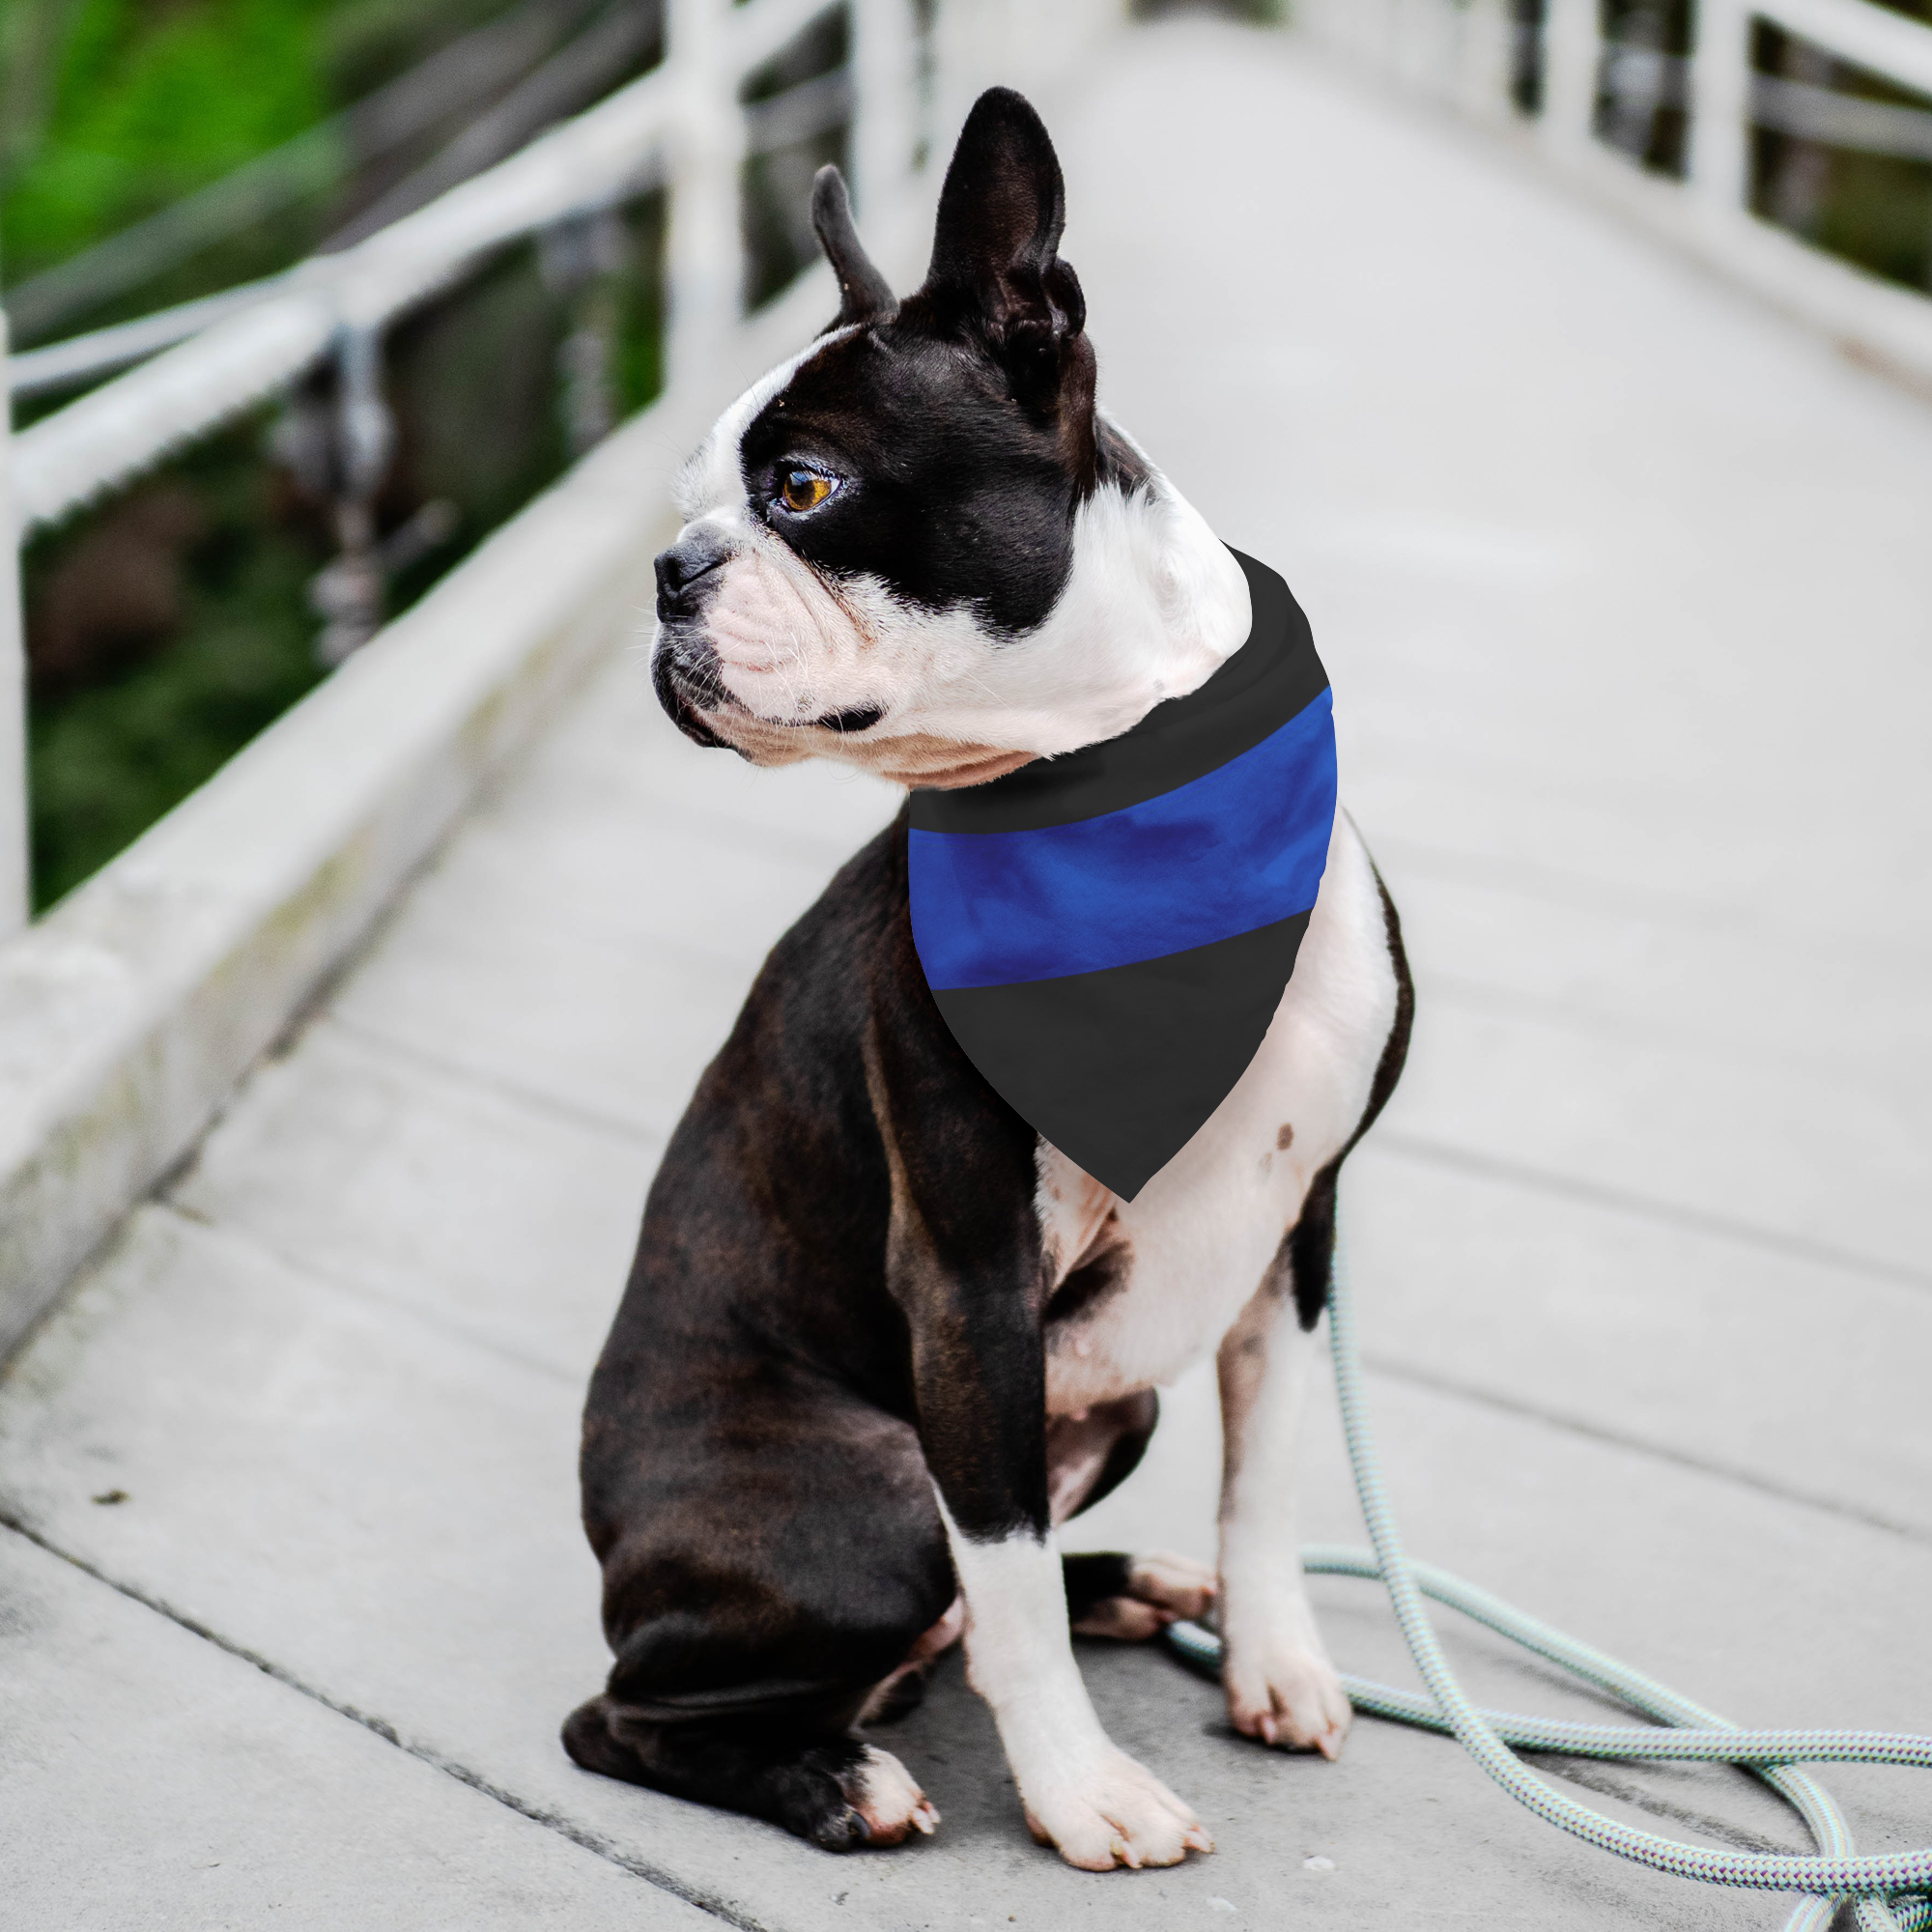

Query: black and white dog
[564,88,1412,1871]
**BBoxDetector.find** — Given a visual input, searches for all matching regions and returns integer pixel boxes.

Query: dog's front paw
[809,1745,940,1851]
[1021,1747,1213,1870]
[1223,1637,1351,1759]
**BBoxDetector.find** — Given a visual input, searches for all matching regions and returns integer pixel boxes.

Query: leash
[1162,1214,1932,1930]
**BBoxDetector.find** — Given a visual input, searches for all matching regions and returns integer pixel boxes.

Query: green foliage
[0,0,515,287]
[1,0,331,282]
[19,197,664,911]
[24,414,330,908]
[5,0,666,911]
[1807,150,1932,289]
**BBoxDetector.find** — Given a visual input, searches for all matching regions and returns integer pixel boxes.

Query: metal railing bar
[10,61,677,532]
[0,132,340,348]
[6,277,298,402]
[1598,45,1932,162]
[0,0,608,345]
[743,66,856,154]
[326,70,671,327]
[729,0,848,83]
[322,0,664,251]
[7,43,854,407]
[1293,0,1932,395]
[11,297,340,534]
[1751,0,1932,99]
[6,0,841,530]
[1751,69,1932,158]
[339,0,609,154]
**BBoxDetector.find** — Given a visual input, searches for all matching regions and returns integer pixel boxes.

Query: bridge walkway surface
[3,15,1930,1929]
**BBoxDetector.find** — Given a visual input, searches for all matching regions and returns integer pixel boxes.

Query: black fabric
[930,913,1312,1199]
[908,550,1324,836]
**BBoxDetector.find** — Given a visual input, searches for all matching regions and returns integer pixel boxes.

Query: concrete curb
[0,270,833,1361]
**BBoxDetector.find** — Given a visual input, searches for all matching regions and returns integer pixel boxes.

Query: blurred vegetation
[21,416,332,903]
[5,0,668,909]
[0,0,517,293]
[19,191,665,906]
[1580,0,1932,293]
[1,0,323,284]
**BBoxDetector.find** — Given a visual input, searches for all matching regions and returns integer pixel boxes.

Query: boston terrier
[563,87,1412,1871]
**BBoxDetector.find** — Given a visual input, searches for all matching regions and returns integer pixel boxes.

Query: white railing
[0,335,24,932]
[1293,0,1932,389]
[8,0,1925,951]
[5,1,838,537]
[0,0,1001,940]
[0,0,1125,1351]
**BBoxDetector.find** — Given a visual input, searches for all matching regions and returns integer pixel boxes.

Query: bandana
[908,550,1337,1200]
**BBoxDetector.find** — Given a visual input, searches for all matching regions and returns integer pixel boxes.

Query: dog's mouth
[651,636,733,750]
[653,632,885,750]
[810,705,883,735]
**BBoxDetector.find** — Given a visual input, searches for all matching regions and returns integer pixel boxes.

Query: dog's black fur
[567,821,1171,1845]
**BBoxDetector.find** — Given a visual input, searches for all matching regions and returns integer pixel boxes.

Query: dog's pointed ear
[812,165,895,327]
[920,88,1087,400]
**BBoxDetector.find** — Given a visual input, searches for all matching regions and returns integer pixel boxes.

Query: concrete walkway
[4,16,1930,1928]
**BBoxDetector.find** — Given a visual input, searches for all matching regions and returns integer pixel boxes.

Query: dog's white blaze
[671,329,859,522]
[1041,813,1399,1414]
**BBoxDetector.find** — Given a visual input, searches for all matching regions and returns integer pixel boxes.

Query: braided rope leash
[1163,1222,1932,1932]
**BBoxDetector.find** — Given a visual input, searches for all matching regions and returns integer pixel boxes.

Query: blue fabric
[909,688,1336,990]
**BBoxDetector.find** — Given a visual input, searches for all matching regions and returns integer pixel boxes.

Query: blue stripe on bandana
[909,686,1336,991]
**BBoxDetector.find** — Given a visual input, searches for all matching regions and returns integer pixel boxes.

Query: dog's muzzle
[650,533,735,748]
[651,629,731,750]
[648,529,886,745]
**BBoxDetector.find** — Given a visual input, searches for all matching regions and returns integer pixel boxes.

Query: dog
[563,86,1412,1872]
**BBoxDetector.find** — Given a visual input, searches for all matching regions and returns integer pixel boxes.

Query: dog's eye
[778,469,836,514]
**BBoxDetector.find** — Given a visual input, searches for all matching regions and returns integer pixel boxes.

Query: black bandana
[909,551,1337,1199]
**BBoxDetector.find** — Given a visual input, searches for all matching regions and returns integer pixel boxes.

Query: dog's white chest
[1038,814,1398,1416]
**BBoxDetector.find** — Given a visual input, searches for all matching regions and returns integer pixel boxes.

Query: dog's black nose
[655,532,732,620]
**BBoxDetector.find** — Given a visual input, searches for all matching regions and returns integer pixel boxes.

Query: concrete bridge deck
[4,15,1930,1927]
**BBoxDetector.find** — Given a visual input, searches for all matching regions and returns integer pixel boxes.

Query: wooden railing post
[1689,0,1753,220]
[0,312,29,935]
[1541,0,1602,155]
[850,0,919,224]
[664,0,741,392]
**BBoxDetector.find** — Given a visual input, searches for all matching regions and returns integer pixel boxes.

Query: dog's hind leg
[562,1696,938,1850]
[571,1378,954,1850]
